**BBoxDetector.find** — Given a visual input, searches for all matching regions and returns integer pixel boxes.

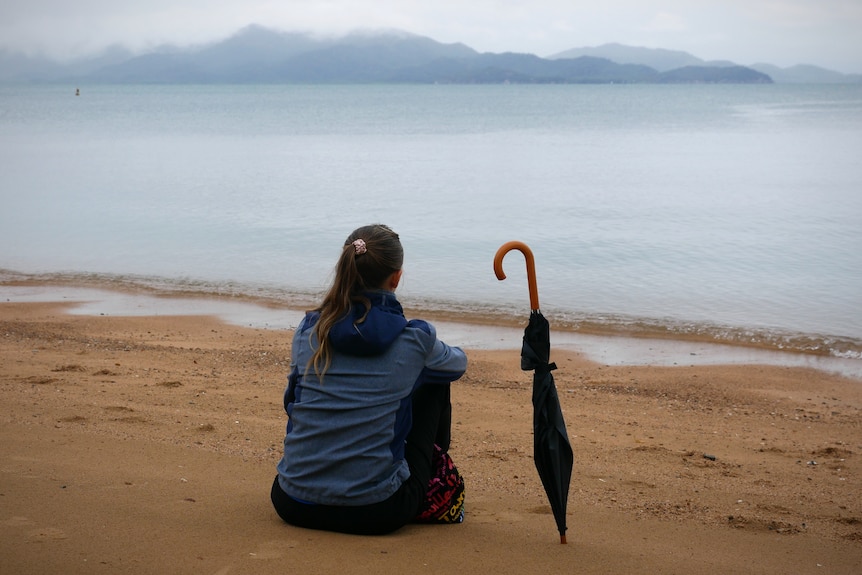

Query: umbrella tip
[560,534,567,544]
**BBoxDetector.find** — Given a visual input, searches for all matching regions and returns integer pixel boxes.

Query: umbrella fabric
[522,310,574,543]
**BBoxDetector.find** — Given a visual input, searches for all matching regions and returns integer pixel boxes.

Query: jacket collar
[328,291,408,356]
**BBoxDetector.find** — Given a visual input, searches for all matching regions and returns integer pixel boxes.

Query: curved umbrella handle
[494,241,540,311]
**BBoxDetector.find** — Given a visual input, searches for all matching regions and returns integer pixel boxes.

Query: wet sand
[3,283,859,377]
[1,299,861,574]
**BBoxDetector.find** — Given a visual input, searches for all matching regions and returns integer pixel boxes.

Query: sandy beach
[2,299,861,574]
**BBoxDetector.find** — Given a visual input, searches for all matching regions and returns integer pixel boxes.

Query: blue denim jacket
[276,291,467,506]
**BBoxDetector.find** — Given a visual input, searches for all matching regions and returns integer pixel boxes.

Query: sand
[1,300,861,574]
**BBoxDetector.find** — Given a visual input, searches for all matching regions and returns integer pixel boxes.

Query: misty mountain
[4,25,846,85]
[88,28,664,84]
[548,42,860,84]
[0,44,134,83]
[655,65,772,84]
[390,52,662,84]
[0,51,62,82]
[86,26,479,83]
[266,30,480,83]
[749,63,862,84]
[547,43,728,72]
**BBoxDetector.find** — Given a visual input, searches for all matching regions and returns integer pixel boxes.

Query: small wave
[3,268,861,362]
[404,297,862,361]
[0,268,320,310]
[541,312,862,361]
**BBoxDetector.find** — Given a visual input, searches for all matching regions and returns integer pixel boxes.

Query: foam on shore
[2,280,859,379]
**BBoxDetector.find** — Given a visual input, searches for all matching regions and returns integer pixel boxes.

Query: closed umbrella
[494,241,574,544]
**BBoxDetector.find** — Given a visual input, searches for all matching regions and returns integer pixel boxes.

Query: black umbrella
[494,241,574,544]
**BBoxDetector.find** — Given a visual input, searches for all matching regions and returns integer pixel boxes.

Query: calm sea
[1,83,861,363]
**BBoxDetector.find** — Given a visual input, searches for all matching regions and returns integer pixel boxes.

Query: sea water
[1,83,861,362]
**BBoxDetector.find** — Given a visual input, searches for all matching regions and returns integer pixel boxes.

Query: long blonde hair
[309,224,404,376]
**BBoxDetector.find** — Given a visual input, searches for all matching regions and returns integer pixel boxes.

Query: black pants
[271,383,451,535]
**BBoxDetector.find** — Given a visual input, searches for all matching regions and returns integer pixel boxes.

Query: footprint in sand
[26,526,68,542]
[470,509,525,524]
[248,539,297,560]
[1,516,36,528]
[2,515,68,542]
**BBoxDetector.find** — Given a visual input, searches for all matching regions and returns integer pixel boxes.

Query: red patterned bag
[415,445,465,524]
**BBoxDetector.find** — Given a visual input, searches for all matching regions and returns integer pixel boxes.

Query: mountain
[547,43,729,72]
[0,27,785,85]
[750,63,862,84]
[656,65,771,84]
[0,50,62,82]
[87,26,479,83]
[391,52,661,84]
[0,44,134,83]
[548,43,860,84]
[265,30,479,83]
[85,29,667,84]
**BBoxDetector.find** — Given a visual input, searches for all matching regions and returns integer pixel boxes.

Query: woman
[271,224,468,534]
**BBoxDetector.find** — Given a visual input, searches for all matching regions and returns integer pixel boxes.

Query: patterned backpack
[415,444,465,524]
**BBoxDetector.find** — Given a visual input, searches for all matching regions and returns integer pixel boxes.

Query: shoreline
[4,269,862,360]
[2,281,860,379]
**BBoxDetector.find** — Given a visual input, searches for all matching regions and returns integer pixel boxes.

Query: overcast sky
[1,0,860,73]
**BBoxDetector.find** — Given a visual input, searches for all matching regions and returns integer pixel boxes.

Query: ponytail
[308,224,403,377]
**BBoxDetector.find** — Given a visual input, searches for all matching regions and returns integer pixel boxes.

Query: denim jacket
[276,291,467,506]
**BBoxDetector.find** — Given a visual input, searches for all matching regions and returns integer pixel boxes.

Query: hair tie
[352,239,367,255]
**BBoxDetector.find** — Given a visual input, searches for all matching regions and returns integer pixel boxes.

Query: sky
[1,0,861,73]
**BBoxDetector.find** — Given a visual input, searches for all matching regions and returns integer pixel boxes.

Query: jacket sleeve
[408,319,467,384]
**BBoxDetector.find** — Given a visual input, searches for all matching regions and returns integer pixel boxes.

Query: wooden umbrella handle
[493,240,540,311]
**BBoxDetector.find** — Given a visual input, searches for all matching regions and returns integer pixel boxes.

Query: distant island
[547,42,861,84]
[1,25,859,85]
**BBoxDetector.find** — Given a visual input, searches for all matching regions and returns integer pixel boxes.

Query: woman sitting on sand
[271,224,468,535]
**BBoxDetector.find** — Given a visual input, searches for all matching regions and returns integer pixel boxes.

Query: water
[1,83,861,363]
